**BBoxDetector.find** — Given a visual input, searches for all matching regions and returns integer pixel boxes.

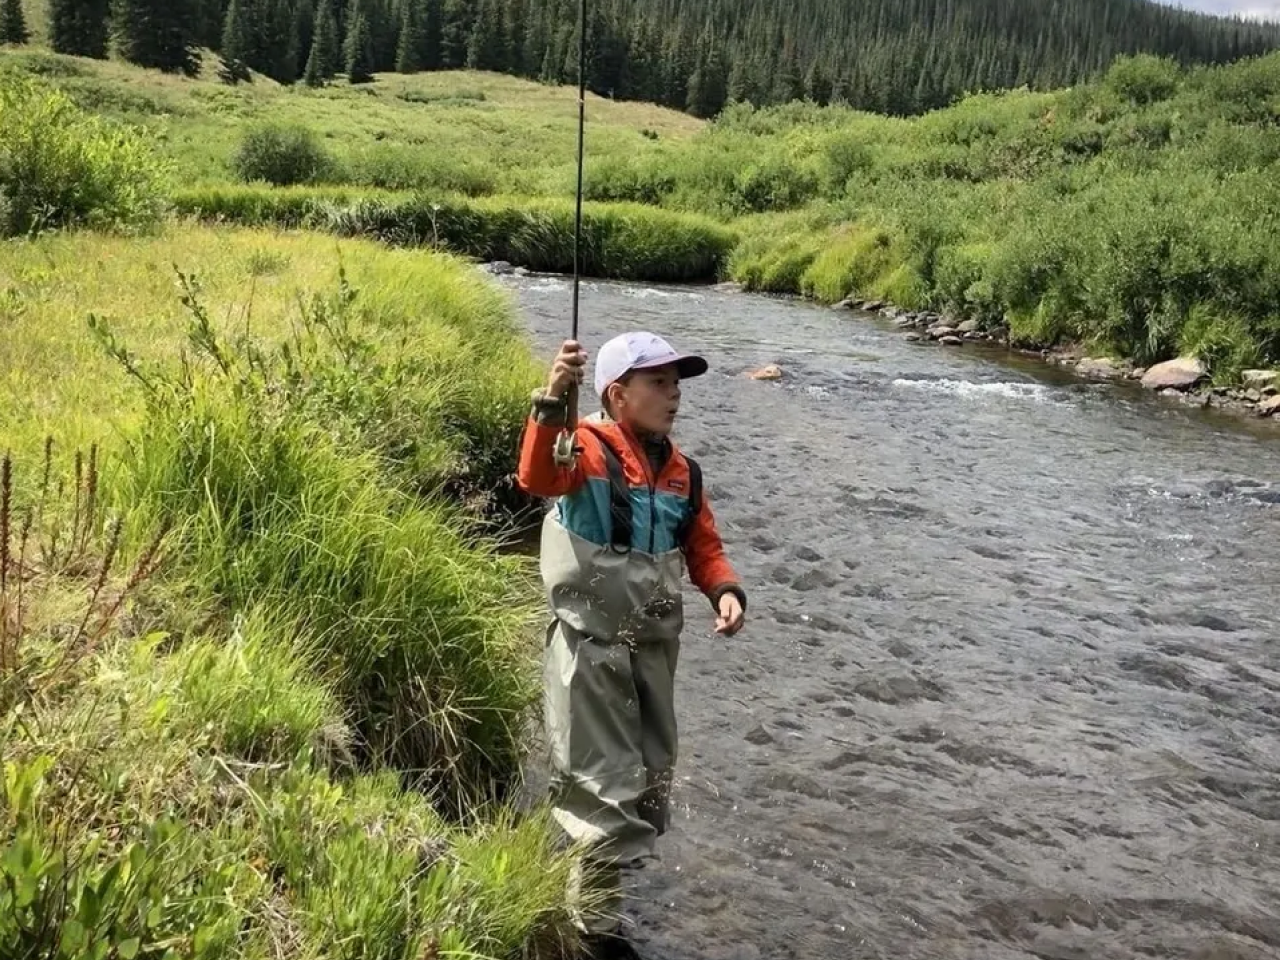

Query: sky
[1157,0,1280,21]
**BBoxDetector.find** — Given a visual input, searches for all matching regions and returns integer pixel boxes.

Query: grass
[0,46,702,194]
[5,44,1277,378]
[171,185,737,280]
[0,224,540,501]
[0,224,591,958]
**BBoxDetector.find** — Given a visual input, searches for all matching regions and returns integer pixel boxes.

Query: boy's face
[608,364,682,435]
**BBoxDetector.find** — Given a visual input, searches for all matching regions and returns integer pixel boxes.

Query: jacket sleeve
[684,492,747,613]
[516,389,588,498]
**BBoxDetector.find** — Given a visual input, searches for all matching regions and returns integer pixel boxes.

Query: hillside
[11,0,1280,117]
[0,48,699,190]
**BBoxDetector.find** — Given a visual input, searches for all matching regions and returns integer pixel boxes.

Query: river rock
[1244,388,1263,403]
[1076,357,1126,380]
[750,364,785,381]
[1259,395,1280,417]
[513,266,531,277]
[957,318,981,334]
[1242,369,1278,390]
[1141,357,1207,391]
[863,300,886,313]
[939,335,964,346]
[894,316,917,328]
[904,332,922,342]
[833,299,854,310]
[483,260,515,275]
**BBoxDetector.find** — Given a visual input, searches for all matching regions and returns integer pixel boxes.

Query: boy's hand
[547,340,588,398]
[715,593,745,636]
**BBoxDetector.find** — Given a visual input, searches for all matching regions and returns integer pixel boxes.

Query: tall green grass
[0,236,581,956]
[172,185,737,281]
[84,262,540,810]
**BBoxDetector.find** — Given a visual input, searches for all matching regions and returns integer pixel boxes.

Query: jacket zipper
[619,426,660,554]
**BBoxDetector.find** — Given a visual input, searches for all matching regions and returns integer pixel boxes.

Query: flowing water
[505,274,1280,960]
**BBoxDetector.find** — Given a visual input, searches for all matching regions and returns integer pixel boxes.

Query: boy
[517,332,747,958]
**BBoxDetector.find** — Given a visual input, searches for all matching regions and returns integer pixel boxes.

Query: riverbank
[837,299,1280,423]
[4,47,1279,390]
[0,225,587,958]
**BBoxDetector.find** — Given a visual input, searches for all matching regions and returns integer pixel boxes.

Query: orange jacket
[517,408,744,611]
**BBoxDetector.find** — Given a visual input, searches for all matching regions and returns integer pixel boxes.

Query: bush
[1105,54,1182,107]
[0,77,168,236]
[232,122,333,186]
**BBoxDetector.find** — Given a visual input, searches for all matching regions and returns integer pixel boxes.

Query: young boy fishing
[517,332,747,958]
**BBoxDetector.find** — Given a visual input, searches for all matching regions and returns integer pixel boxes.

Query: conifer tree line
[17,0,1280,114]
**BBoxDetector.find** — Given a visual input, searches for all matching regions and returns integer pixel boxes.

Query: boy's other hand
[715,593,745,636]
[548,340,588,398]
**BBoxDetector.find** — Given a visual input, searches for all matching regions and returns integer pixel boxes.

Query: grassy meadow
[5,44,1277,378]
[0,83,588,952]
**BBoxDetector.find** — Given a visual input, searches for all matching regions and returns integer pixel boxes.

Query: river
[504,274,1280,960]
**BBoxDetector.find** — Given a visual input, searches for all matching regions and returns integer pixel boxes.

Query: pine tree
[49,0,111,57]
[440,0,471,69]
[289,0,315,81]
[265,0,298,82]
[1,0,29,44]
[304,0,339,85]
[345,0,376,83]
[467,0,505,71]
[686,34,727,118]
[113,0,200,75]
[220,0,253,83]
[396,0,427,72]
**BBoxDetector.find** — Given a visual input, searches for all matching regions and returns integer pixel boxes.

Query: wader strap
[598,441,633,553]
[675,456,703,549]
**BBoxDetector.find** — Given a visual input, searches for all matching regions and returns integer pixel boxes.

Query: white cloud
[1157,0,1280,21]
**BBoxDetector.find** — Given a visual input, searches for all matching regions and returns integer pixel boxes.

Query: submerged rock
[939,335,964,346]
[749,364,785,381]
[1141,357,1206,391]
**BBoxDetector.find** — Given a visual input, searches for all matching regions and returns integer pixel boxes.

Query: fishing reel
[553,382,582,468]
[553,429,580,469]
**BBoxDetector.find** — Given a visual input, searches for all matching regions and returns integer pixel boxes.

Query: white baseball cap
[593,331,709,396]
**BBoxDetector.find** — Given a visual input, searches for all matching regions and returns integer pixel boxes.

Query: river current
[506,275,1280,960]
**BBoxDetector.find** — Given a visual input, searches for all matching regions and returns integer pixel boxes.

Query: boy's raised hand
[715,593,745,637]
[547,340,588,398]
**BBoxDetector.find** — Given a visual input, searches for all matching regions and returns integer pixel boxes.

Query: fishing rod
[554,0,589,469]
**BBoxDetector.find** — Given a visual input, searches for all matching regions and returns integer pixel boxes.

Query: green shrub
[0,77,168,236]
[232,123,333,186]
[0,759,254,960]
[1105,54,1182,107]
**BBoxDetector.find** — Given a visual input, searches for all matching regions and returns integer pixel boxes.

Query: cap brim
[633,354,709,380]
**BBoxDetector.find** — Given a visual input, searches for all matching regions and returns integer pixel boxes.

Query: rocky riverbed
[846,300,1280,422]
